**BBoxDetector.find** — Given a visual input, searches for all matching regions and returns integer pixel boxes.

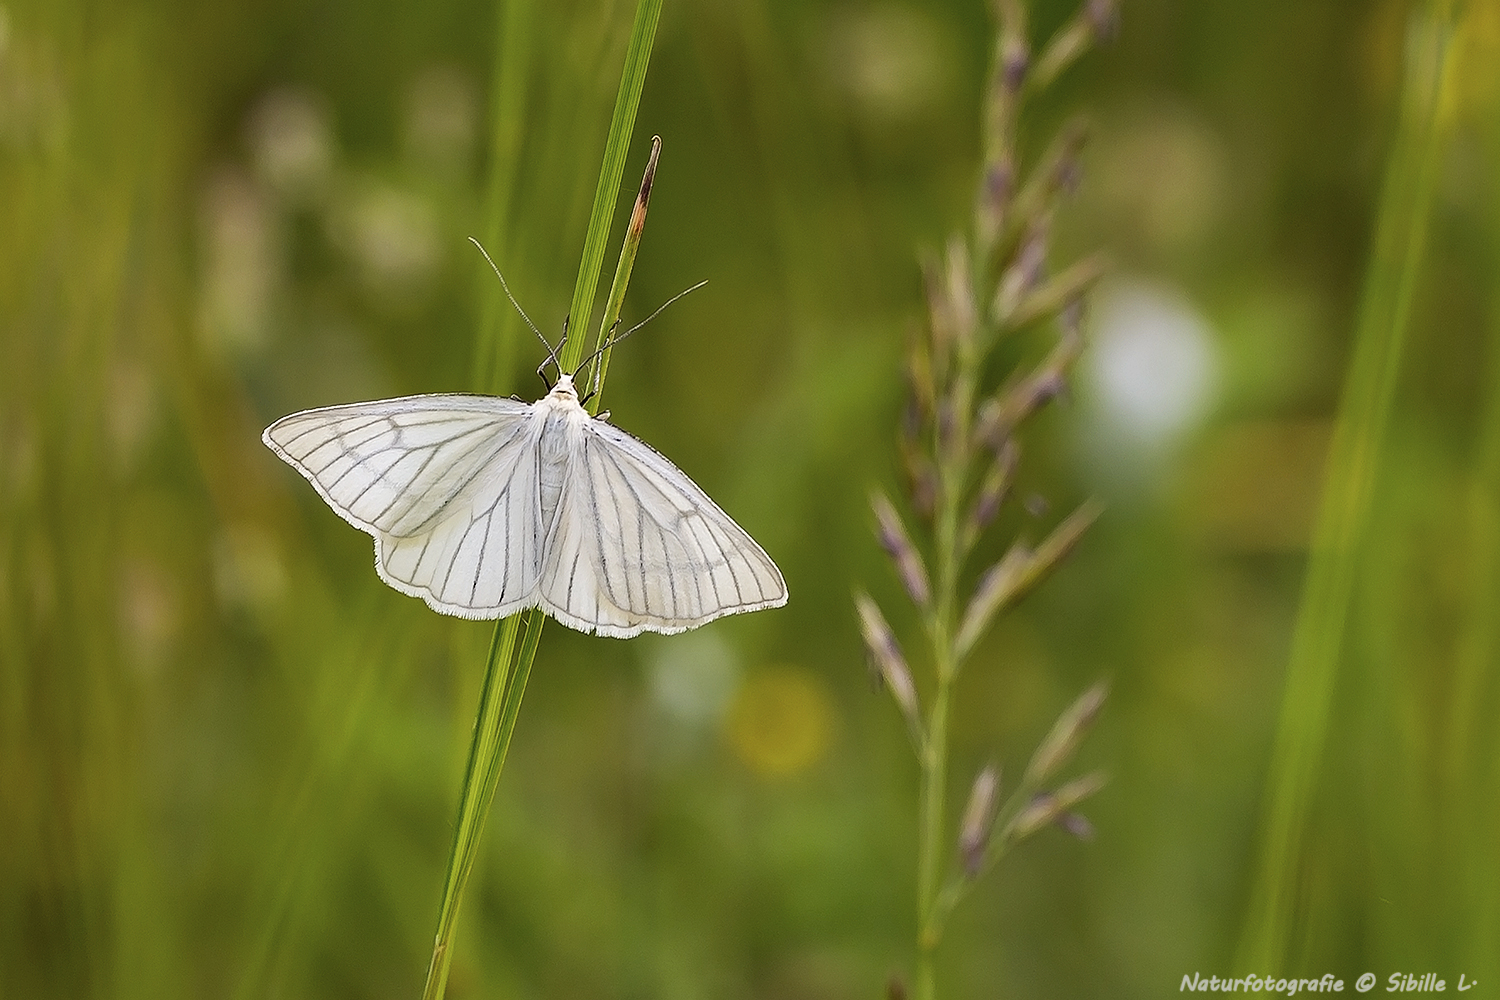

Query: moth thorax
[549,374,579,401]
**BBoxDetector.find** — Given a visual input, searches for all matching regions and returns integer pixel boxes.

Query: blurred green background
[4,0,1498,997]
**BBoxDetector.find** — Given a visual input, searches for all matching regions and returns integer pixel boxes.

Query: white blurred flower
[213,522,287,614]
[402,65,476,173]
[0,8,68,152]
[120,558,179,677]
[108,359,156,472]
[198,168,280,358]
[1085,278,1219,449]
[644,629,741,727]
[247,87,334,202]
[333,180,441,295]
[825,4,955,127]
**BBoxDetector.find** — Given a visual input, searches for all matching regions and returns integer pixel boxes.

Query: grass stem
[419,1,663,995]
[863,5,1114,996]
[421,615,525,1000]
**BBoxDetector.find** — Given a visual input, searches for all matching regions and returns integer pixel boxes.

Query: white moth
[262,371,787,638]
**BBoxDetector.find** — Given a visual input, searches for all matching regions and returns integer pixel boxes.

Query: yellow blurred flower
[726,667,836,779]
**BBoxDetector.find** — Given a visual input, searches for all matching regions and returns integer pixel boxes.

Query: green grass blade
[1448,13,1500,976]
[421,614,523,1000]
[561,0,664,373]
[586,135,662,414]
[1235,3,1456,971]
[421,1,664,995]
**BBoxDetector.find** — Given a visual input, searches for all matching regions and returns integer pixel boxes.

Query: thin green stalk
[587,135,662,410]
[915,668,952,1000]
[563,0,664,369]
[915,392,968,1000]
[859,5,1114,997]
[420,1,663,996]
[1448,31,1500,980]
[1235,2,1455,972]
[421,614,527,1000]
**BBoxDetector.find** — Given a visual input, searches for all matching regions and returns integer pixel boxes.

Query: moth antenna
[469,236,562,383]
[574,279,709,385]
[536,323,568,388]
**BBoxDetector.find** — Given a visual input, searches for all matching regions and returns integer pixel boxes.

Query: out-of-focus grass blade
[472,0,536,393]
[1235,3,1457,972]
[420,1,663,996]
[1449,7,1500,983]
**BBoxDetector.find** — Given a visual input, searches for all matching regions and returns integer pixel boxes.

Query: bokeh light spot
[1091,106,1229,254]
[198,168,279,358]
[824,4,955,127]
[246,87,333,202]
[213,522,287,614]
[726,666,836,779]
[1085,278,1219,449]
[402,65,476,173]
[645,629,741,726]
[333,180,441,295]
